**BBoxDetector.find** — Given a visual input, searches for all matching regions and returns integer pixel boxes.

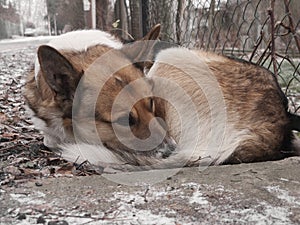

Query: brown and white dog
[24,25,300,168]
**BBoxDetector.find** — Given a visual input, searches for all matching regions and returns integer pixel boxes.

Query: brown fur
[208,57,291,163]
[150,49,298,165]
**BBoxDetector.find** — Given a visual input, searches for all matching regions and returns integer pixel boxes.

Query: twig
[267,0,278,77]
[256,40,272,65]
[249,29,264,63]
[110,28,135,41]
[143,186,150,202]
[3,124,33,138]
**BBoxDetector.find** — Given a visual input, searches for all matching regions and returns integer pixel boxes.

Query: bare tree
[114,0,129,39]
[129,0,142,39]
[148,0,175,41]
[176,0,184,44]
[96,0,110,30]
[46,0,84,34]
[141,0,149,36]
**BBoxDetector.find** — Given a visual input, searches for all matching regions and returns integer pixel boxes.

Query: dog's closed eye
[115,112,136,126]
[149,97,155,113]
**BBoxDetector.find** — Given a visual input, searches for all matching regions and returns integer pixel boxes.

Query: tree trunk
[129,0,142,39]
[114,0,129,39]
[141,0,149,36]
[96,0,109,30]
[208,0,215,41]
[176,0,185,44]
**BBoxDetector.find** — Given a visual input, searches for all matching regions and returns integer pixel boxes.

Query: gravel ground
[0,40,300,225]
[0,43,71,187]
[0,42,102,190]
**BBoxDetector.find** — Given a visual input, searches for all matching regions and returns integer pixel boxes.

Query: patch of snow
[181,182,201,189]
[108,189,195,225]
[125,209,178,225]
[263,206,291,223]
[215,185,225,192]
[228,204,291,225]
[189,191,209,205]
[110,191,145,205]
[265,185,300,206]
[10,191,46,205]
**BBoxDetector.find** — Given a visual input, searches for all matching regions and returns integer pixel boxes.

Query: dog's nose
[156,136,177,158]
[164,136,177,152]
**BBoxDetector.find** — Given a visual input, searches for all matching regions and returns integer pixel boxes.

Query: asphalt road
[0,36,52,53]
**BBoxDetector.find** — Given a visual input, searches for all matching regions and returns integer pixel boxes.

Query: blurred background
[0,0,299,113]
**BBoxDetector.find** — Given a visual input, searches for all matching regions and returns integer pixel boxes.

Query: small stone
[166,186,175,191]
[83,212,91,217]
[35,181,43,187]
[37,215,46,224]
[17,213,26,220]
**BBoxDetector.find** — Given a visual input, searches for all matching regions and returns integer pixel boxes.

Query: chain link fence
[115,0,300,114]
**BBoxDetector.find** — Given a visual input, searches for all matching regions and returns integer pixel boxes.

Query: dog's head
[35,25,175,162]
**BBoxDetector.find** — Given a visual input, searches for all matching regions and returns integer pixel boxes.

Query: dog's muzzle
[156,136,177,158]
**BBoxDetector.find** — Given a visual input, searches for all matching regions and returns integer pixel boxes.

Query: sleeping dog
[24,25,300,168]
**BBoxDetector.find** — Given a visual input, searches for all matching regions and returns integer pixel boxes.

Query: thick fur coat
[149,48,299,165]
[24,25,300,168]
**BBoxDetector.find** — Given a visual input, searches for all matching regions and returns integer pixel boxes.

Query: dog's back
[149,48,299,165]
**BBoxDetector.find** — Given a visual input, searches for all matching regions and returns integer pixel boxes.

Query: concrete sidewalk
[1,157,300,225]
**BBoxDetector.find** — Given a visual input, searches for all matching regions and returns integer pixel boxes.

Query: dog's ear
[121,24,161,71]
[141,24,161,41]
[38,45,82,100]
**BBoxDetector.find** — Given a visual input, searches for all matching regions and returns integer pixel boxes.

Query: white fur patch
[34,30,123,81]
[47,30,123,51]
[24,105,47,131]
[59,143,123,165]
[24,106,67,148]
